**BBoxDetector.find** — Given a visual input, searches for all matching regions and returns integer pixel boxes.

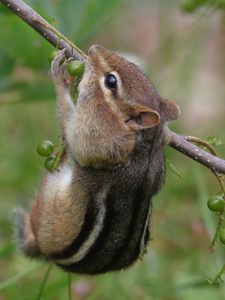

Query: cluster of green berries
[182,0,225,13]
[207,195,225,245]
[37,140,56,172]
[49,49,84,101]
[39,51,85,171]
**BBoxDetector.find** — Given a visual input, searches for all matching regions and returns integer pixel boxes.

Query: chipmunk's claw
[50,49,70,86]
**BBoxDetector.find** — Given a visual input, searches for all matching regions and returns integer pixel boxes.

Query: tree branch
[166,128,225,174]
[0,0,86,61]
[1,0,225,175]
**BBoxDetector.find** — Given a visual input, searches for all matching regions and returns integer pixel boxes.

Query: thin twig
[182,134,225,283]
[166,128,225,175]
[0,0,86,61]
[185,135,218,156]
[209,210,224,251]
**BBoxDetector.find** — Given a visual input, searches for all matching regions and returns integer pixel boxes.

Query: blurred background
[0,0,225,299]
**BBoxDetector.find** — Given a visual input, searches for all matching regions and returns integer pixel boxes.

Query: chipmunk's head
[79,44,180,130]
[73,45,180,168]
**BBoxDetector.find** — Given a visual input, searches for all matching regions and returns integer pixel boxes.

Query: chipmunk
[15,45,180,274]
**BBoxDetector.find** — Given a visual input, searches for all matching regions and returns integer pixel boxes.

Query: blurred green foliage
[182,0,225,13]
[0,0,225,299]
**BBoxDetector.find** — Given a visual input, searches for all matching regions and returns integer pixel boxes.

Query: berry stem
[185,135,218,156]
[178,134,225,281]
[209,207,224,251]
[32,17,87,60]
[71,77,77,103]
[183,135,225,249]
[53,141,66,170]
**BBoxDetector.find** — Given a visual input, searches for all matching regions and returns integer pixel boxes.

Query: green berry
[67,60,84,76]
[219,228,225,245]
[37,140,54,157]
[207,195,225,212]
[44,155,57,172]
[48,50,58,63]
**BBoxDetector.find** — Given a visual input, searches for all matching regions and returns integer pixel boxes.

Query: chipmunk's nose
[88,44,103,56]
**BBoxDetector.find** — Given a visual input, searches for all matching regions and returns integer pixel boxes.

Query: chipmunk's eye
[104,74,117,89]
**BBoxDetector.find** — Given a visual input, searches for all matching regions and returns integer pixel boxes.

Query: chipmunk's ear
[160,97,181,122]
[126,103,160,131]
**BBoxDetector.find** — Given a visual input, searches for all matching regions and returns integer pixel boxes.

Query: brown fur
[15,45,180,273]
[36,169,89,255]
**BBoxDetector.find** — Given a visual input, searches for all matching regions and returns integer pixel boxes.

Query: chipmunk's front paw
[50,49,70,87]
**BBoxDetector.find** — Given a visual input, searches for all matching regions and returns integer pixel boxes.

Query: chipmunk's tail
[14,208,41,258]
